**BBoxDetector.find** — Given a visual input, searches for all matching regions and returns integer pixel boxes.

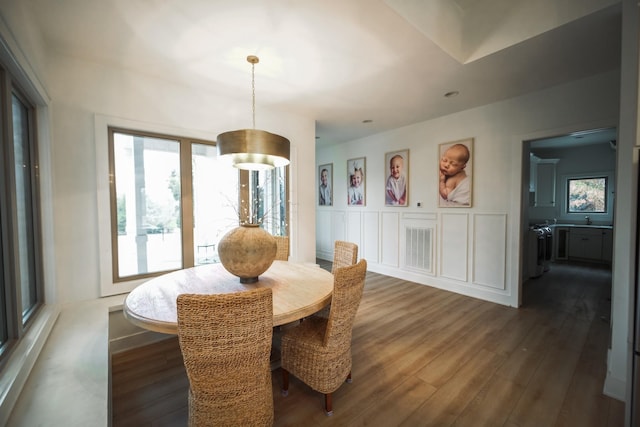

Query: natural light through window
[112,132,184,277]
[109,128,288,282]
[567,177,607,213]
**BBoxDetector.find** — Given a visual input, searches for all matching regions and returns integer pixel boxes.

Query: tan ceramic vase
[217,224,277,283]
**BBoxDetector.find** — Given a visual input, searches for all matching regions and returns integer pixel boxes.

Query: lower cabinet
[554,227,569,260]
[565,227,612,264]
[602,229,613,264]
[568,228,602,260]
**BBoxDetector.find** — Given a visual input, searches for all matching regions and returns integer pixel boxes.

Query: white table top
[123,261,334,334]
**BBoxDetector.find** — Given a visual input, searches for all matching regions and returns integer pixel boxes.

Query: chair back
[177,288,274,427]
[331,240,358,274]
[324,259,367,348]
[274,235,290,261]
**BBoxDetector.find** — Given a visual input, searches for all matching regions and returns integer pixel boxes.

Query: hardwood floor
[110,261,625,426]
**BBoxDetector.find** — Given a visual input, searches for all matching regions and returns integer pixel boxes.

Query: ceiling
[24,0,622,146]
[530,127,618,150]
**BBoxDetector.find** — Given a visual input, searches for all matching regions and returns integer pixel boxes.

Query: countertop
[549,224,613,229]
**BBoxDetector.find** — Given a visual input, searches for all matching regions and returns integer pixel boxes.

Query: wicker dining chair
[274,235,290,261]
[314,240,358,319]
[176,288,274,427]
[331,240,358,273]
[280,259,367,416]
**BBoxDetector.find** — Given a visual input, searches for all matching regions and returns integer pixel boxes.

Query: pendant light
[216,55,290,170]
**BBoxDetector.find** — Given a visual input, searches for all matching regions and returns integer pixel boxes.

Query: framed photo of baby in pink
[438,138,473,207]
[384,149,409,206]
[347,157,366,206]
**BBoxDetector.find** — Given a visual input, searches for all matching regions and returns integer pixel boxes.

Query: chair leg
[281,369,289,396]
[346,372,352,383]
[325,393,333,416]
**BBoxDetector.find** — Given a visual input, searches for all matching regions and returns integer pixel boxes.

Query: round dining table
[123,260,334,334]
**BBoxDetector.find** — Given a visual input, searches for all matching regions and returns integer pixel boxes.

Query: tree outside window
[567,177,607,213]
[109,129,288,282]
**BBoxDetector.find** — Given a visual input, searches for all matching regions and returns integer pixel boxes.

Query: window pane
[12,94,38,323]
[192,143,238,265]
[0,214,6,347]
[110,130,289,281]
[113,132,182,277]
[256,168,287,236]
[567,177,607,213]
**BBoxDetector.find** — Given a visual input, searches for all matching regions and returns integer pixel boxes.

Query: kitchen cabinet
[554,227,569,260]
[529,154,538,193]
[566,227,613,264]
[534,160,559,207]
[568,228,602,260]
[602,229,613,263]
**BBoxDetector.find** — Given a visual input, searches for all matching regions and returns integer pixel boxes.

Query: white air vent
[405,227,432,272]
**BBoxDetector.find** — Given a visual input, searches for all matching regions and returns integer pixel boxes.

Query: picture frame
[384,149,409,206]
[438,138,473,207]
[347,157,366,206]
[318,163,333,206]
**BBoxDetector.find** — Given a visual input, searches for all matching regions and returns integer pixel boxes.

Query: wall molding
[317,208,512,306]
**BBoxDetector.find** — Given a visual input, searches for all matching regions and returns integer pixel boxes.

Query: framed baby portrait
[318,163,333,206]
[384,149,409,206]
[438,138,473,208]
[347,157,366,206]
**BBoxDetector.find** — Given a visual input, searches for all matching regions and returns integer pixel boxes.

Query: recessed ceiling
[530,127,618,149]
[23,0,622,146]
[385,0,619,63]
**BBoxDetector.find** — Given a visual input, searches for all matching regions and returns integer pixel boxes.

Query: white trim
[0,15,50,105]
[94,114,216,297]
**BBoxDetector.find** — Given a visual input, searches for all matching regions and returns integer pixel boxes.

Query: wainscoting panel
[472,213,507,290]
[332,211,347,243]
[440,213,468,281]
[363,212,380,263]
[403,212,437,221]
[347,211,363,250]
[381,212,400,267]
[316,210,334,258]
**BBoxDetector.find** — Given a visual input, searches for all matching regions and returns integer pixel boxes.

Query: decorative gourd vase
[217,223,277,283]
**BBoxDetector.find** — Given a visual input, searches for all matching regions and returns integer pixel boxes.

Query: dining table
[123,260,334,335]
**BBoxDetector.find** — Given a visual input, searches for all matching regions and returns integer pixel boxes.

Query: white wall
[317,69,620,304]
[44,53,317,301]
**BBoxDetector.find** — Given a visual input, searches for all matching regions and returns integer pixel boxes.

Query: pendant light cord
[251,60,256,129]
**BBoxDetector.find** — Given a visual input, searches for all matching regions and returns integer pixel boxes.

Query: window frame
[560,171,614,223]
[566,175,608,214]
[107,126,289,284]
[0,66,44,366]
[108,127,195,282]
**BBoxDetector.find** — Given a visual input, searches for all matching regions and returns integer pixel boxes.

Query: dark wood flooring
[110,260,625,426]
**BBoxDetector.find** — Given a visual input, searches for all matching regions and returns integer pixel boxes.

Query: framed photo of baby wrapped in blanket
[384,149,409,206]
[438,138,473,207]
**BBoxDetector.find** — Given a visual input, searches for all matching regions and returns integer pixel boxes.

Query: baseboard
[108,309,173,354]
